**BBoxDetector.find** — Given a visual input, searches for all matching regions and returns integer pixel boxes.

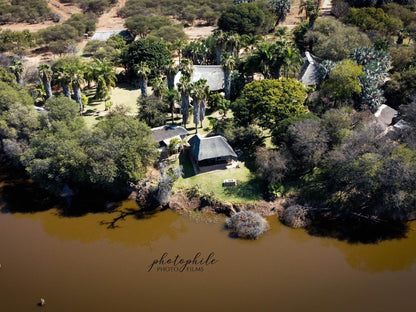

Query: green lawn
[174,158,265,204]
[82,83,141,127]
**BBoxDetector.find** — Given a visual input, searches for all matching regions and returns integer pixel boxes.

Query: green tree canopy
[321,59,364,105]
[233,78,308,130]
[305,17,371,61]
[120,37,171,77]
[218,2,275,35]
[44,96,79,122]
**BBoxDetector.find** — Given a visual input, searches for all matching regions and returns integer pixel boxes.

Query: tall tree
[54,66,72,98]
[179,58,194,78]
[38,64,53,99]
[213,30,227,65]
[177,75,192,128]
[191,80,207,133]
[151,77,165,99]
[9,59,24,84]
[163,60,179,90]
[70,69,85,113]
[136,62,151,98]
[268,0,292,25]
[163,88,180,124]
[225,32,240,57]
[221,52,236,100]
[91,58,117,100]
[299,0,320,29]
[281,44,303,78]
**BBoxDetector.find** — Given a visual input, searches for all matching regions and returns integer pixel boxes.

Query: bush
[280,205,311,228]
[225,211,269,239]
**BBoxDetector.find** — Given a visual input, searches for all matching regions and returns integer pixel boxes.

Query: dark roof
[298,52,321,86]
[189,134,237,161]
[151,125,188,143]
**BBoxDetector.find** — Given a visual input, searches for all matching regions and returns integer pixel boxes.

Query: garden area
[174,152,264,204]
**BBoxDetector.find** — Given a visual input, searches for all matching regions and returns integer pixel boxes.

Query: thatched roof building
[298,52,321,86]
[188,134,237,172]
[174,65,224,91]
[151,125,188,146]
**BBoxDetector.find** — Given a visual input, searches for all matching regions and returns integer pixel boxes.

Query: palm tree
[54,66,72,98]
[151,77,165,98]
[91,59,117,100]
[163,88,180,124]
[38,64,53,99]
[213,30,227,65]
[91,59,117,99]
[65,60,86,113]
[240,33,262,53]
[136,62,151,98]
[249,42,277,79]
[177,75,192,128]
[70,70,85,113]
[9,59,24,84]
[299,0,320,28]
[179,59,194,79]
[281,45,303,78]
[225,32,240,57]
[191,79,209,132]
[173,39,185,62]
[221,52,236,100]
[164,60,179,90]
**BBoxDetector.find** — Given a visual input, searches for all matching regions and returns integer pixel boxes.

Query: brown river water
[1,198,416,312]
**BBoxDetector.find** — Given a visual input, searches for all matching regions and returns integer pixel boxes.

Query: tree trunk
[199,98,206,127]
[171,105,175,125]
[74,87,83,113]
[224,70,231,100]
[62,82,71,98]
[139,78,148,97]
[43,79,52,99]
[167,75,175,90]
[193,100,200,133]
[216,47,222,65]
[181,92,189,128]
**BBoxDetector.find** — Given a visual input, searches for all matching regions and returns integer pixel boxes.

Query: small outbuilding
[151,125,188,156]
[90,30,135,43]
[188,134,237,173]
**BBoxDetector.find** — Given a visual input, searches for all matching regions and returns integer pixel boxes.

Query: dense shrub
[280,205,311,228]
[0,0,54,24]
[225,211,270,239]
[119,0,232,22]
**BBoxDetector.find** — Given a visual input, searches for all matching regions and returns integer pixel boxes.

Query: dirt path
[96,0,127,31]
[281,0,333,29]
